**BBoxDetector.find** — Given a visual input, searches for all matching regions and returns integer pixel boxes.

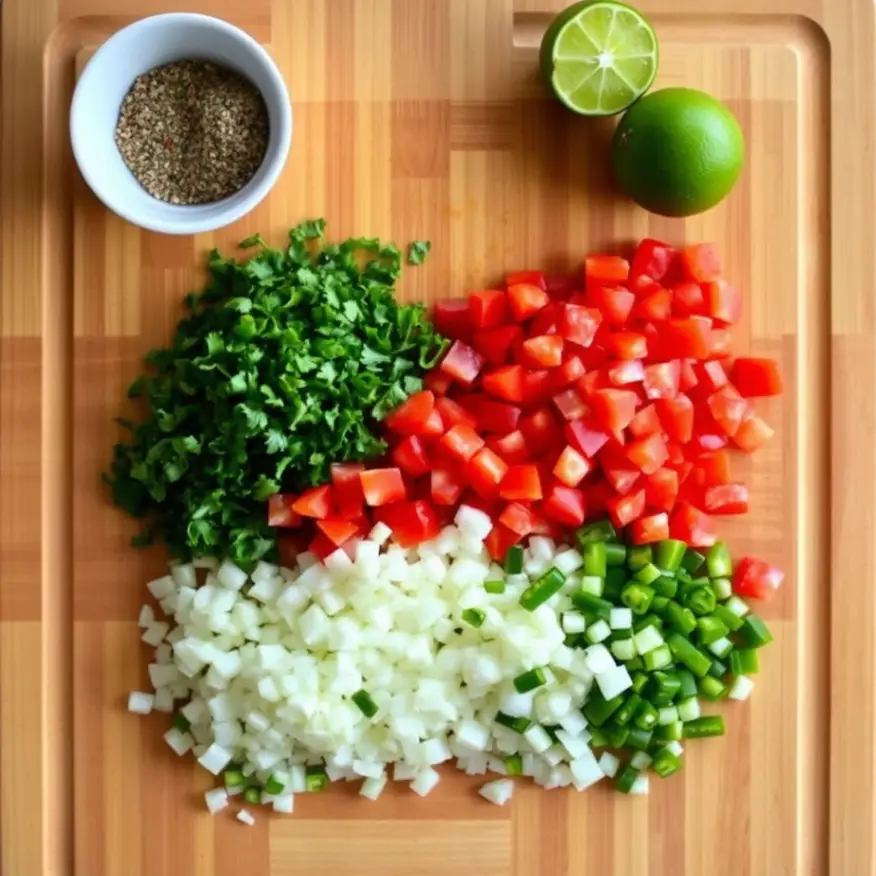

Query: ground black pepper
[115,60,269,205]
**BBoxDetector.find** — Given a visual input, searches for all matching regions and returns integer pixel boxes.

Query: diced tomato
[434,299,473,340]
[591,285,636,326]
[421,409,445,437]
[678,359,698,393]
[522,369,552,406]
[330,463,365,519]
[440,423,485,462]
[601,447,640,495]
[424,370,453,396]
[316,517,359,546]
[292,485,334,519]
[644,468,679,513]
[522,335,564,368]
[671,281,707,317]
[552,387,588,422]
[462,395,522,434]
[267,494,302,528]
[499,464,543,501]
[484,523,522,561]
[630,512,670,544]
[628,403,661,438]
[704,279,741,325]
[633,287,672,322]
[589,388,638,432]
[732,358,783,397]
[610,331,648,360]
[392,435,431,477]
[625,433,669,475]
[559,304,602,347]
[585,255,630,284]
[468,447,509,496]
[643,361,681,399]
[606,488,646,528]
[707,387,750,436]
[703,482,749,514]
[630,239,675,283]
[469,289,508,328]
[431,462,466,505]
[519,407,560,454]
[732,412,774,452]
[529,302,564,337]
[583,478,614,519]
[381,500,441,548]
[680,243,721,282]
[696,360,729,393]
[669,503,718,547]
[566,418,610,458]
[309,531,340,561]
[385,390,435,436]
[487,430,530,464]
[505,270,546,290]
[499,501,538,536]
[440,340,484,386]
[608,359,645,386]
[553,445,593,487]
[576,370,609,398]
[541,483,587,526]
[733,556,785,600]
[552,356,587,389]
[707,328,733,360]
[694,449,731,486]
[663,318,711,360]
[508,283,550,320]
[472,324,524,366]
[360,468,406,506]
[655,394,694,443]
[483,364,525,403]
[435,396,477,430]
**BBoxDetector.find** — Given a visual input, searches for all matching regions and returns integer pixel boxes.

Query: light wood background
[0,0,872,874]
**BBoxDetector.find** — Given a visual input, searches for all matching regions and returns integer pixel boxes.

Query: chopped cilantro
[104,220,447,565]
[408,240,431,266]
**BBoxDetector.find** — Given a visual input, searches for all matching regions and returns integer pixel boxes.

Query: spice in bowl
[114,59,269,205]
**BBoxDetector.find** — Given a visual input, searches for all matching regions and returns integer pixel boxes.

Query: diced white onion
[127,691,154,715]
[729,675,755,701]
[598,751,620,777]
[479,778,514,806]
[410,767,440,797]
[204,787,228,814]
[236,809,255,826]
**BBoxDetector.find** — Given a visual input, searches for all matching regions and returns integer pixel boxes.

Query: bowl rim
[69,12,292,236]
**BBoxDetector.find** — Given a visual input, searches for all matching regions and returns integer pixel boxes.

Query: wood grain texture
[0,0,871,874]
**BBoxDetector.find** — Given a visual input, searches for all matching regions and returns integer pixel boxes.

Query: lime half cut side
[540,1,658,116]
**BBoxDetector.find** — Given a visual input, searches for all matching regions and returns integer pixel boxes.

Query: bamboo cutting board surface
[1,0,874,874]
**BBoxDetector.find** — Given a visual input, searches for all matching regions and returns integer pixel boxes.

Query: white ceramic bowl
[70,13,292,235]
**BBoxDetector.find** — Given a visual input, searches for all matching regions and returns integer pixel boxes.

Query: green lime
[612,87,745,216]
[539,1,658,116]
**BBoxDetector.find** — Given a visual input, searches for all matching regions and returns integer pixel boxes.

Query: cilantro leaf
[104,219,446,566]
[408,240,431,265]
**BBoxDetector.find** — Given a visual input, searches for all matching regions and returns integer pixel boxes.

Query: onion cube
[360,775,388,800]
[583,644,615,675]
[147,575,176,600]
[598,751,620,778]
[569,749,603,790]
[553,548,584,575]
[272,794,294,813]
[455,719,490,752]
[137,604,155,628]
[127,691,154,715]
[609,607,633,629]
[204,787,228,814]
[410,767,441,797]
[454,505,493,542]
[369,522,392,545]
[632,625,664,655]
[198,742,233,775]
[479,778,514,806]
[523,725,552,753]
[141,622,170,647]
[164,728,194,756]
[217,560,248,592]
[729,675,755,701]
[170,563,196,590]
[630,776,650,795]
[236,809,255,826]
[595,664,633,701]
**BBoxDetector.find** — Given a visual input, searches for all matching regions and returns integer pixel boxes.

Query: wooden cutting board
[1,0,873,874]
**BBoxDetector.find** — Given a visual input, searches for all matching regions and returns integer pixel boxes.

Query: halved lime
[539,1,658,116]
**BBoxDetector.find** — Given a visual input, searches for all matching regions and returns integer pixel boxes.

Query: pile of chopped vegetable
[122,235,787,820]
[104,220,445,564]
[130,511,778,818]
[266,240,781,563]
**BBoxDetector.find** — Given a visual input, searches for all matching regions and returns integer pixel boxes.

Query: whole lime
[611,87,745,216]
